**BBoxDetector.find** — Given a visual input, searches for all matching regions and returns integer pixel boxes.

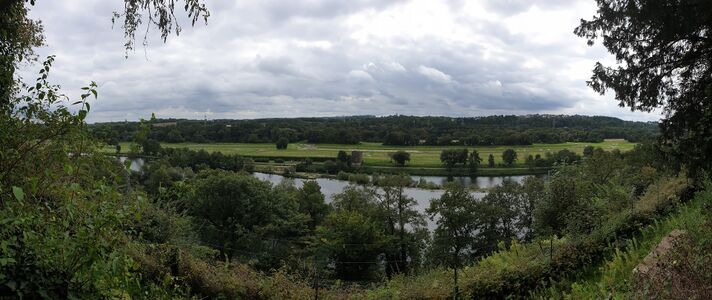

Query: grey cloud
[17,0,659,122]
[481,0,576,16]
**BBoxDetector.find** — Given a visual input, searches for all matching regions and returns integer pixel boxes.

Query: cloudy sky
[20,0,660,122]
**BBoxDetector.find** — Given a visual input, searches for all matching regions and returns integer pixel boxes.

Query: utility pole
[313,264,320,300]
[453,266,459,300]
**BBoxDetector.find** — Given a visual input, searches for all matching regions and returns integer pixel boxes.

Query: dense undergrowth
[537,180,712,299]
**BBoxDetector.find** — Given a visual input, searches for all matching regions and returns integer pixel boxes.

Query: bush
[348,173,370,185]
[324,160,347,174]
[274,158,285,164]
[337,171,351,181]
[295,160,314,173]
[460,175,692,299]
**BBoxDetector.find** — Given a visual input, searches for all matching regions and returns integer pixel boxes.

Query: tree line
[91,114,658,146]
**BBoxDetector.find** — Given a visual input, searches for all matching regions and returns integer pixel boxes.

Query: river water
[253,172,540,229]
[119,157,145,172]
[120,157,535,229]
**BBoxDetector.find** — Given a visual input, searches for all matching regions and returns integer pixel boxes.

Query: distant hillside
[91,114,659,146]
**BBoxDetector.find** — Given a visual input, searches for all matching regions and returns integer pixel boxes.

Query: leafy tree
[440,149,468,170]
[276,137,289,150]
[0,0,44,106]
[295,158,314,172]
[479,180,522,249]
[331,184,380,213]
[141,138,162,155]
[297,180,330,229]
[115,143,122,153]
[583,145,595,157]
[576,0,712,175]
[427,182,482,262]
[502,149,517,166]
[112,0,209,55]
[337,150,351,167]
[468,149,482,173]
[322,160,340,174]
[390,150,411,166]
[518,176,545,242]
[488,154,495,167]
[551,149,580,165]
[378,175,427,277]
[0,58,167,298]
[184,170,308,268]
[316,210,385,281]
[525,154,534,168]
[166,128,184,142]
[426,182,482,296]
[533,173,578,237]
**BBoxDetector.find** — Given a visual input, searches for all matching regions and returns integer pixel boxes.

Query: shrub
[348,173,370,185]
[337,171,351,181]
[295,160,314,173]
[460,174,692,299]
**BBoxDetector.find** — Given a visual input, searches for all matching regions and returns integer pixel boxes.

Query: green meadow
[112,139,636,168]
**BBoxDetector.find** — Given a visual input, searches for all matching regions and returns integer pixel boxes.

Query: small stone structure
[634,229,687,275]
[351,151,363,167]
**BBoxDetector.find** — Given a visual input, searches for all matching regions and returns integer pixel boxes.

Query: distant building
[351,151,363,166]
[152,122,177,128]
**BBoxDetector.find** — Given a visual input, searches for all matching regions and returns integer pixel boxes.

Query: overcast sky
[19,0,661,122]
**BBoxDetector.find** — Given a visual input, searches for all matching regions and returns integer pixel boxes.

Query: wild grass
[535,179,710,299]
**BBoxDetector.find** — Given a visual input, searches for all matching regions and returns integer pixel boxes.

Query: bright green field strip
[124,139,635,168]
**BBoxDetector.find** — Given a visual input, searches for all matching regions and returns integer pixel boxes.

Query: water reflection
[254,172,493,230]
[413,175,532,190]
[118,157,144,172]
[118,156,538,230]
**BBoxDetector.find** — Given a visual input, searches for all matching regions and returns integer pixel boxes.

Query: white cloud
[417,66,452,84]
[18,0,661,122]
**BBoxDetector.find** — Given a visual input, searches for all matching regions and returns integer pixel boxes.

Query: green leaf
[11,186,24,202]
[64,163,73,174]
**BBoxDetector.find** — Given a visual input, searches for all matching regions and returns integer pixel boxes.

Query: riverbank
[254,162,553,177]
[251,166,544,192]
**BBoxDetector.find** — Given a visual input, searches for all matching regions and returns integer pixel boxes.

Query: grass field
[112,139,636,168]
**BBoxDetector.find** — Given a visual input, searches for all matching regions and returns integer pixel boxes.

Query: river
[253,172,540,229]
[120,157,536,229]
